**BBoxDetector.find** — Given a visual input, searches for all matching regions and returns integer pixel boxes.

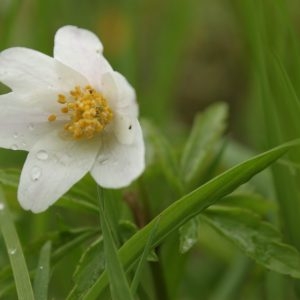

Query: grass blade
[33,241,51,300]
[97,187,134,300]
[0,186,35,300]
[130,216,160,295]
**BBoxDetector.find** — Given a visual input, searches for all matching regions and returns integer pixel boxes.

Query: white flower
[0,25,145,213]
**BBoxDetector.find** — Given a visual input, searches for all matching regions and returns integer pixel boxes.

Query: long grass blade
[33,241,52,300]
[0,186,35,300]
[97,187,134,300]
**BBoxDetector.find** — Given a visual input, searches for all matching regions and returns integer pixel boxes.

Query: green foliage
[180,102,228,189]
[203,206,300,278]
[98,188,134,300]
[0,187,34,300]
[33,241,52,300]
[68,238,105,300]
[142,120,183,194]
[83,142,296,299]
[2,1,300,299]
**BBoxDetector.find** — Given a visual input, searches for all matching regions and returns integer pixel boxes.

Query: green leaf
[82,141,298,299]
[0,227,96,284]
[220,192,277,215]
[98,188,134,300]
[118,220,158,262]
[180,102,228,188]
[0,186,35,300]
[0,169,19,188]
[179,216,201,253]
[142,120,183,193]
[52,230,97,263]
[203,206,300,278]
[130,217,160,294]
[68,238,105,300]
[33,241,52,300]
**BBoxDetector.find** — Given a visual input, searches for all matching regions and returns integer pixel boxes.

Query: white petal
[0,93,61,151]
[18,130,101,213]
[113,114,137,145]
[54,25,112,89]
[0,47,87,94]
[102,71,138,117]
[91,121,145,188]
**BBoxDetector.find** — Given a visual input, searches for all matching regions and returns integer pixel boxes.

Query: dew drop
[36,150,48,161]
[9,248,17,255]
[59,154,72,166]
[0,202,5,210]
[31,166,42,181]
[39,265,44,270]
[13,132,18,139]
[28,123,34,130]
[11,144,18,151]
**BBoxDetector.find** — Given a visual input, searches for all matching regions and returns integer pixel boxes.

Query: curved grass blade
[83,141,299,299]
[0,186,35,300]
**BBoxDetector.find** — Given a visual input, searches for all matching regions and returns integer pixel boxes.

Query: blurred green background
[2,0,300,299]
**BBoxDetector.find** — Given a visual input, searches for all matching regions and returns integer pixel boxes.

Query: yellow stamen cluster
[48,85,113,139]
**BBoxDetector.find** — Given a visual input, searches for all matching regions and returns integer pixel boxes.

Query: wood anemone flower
[0,25,145,213]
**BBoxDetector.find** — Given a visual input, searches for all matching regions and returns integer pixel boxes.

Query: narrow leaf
[33,241,52,300]
[98,187,134,300]
[130,217,160,294]
[0,186,35,300]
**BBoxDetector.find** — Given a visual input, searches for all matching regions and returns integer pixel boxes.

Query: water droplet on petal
[59,154,72,166]
[9,248,17,255]
[36,150,48,161]
[0,202,5,210]
[11,144,18,150]
[13,132,18,139]
[28,123,34,130]
[31,166,42,181]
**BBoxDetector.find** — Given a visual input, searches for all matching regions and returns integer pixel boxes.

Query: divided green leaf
[203,206,300,278]
[180,102,228,188]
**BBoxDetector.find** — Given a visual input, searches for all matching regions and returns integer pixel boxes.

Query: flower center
[48,85,113,139]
